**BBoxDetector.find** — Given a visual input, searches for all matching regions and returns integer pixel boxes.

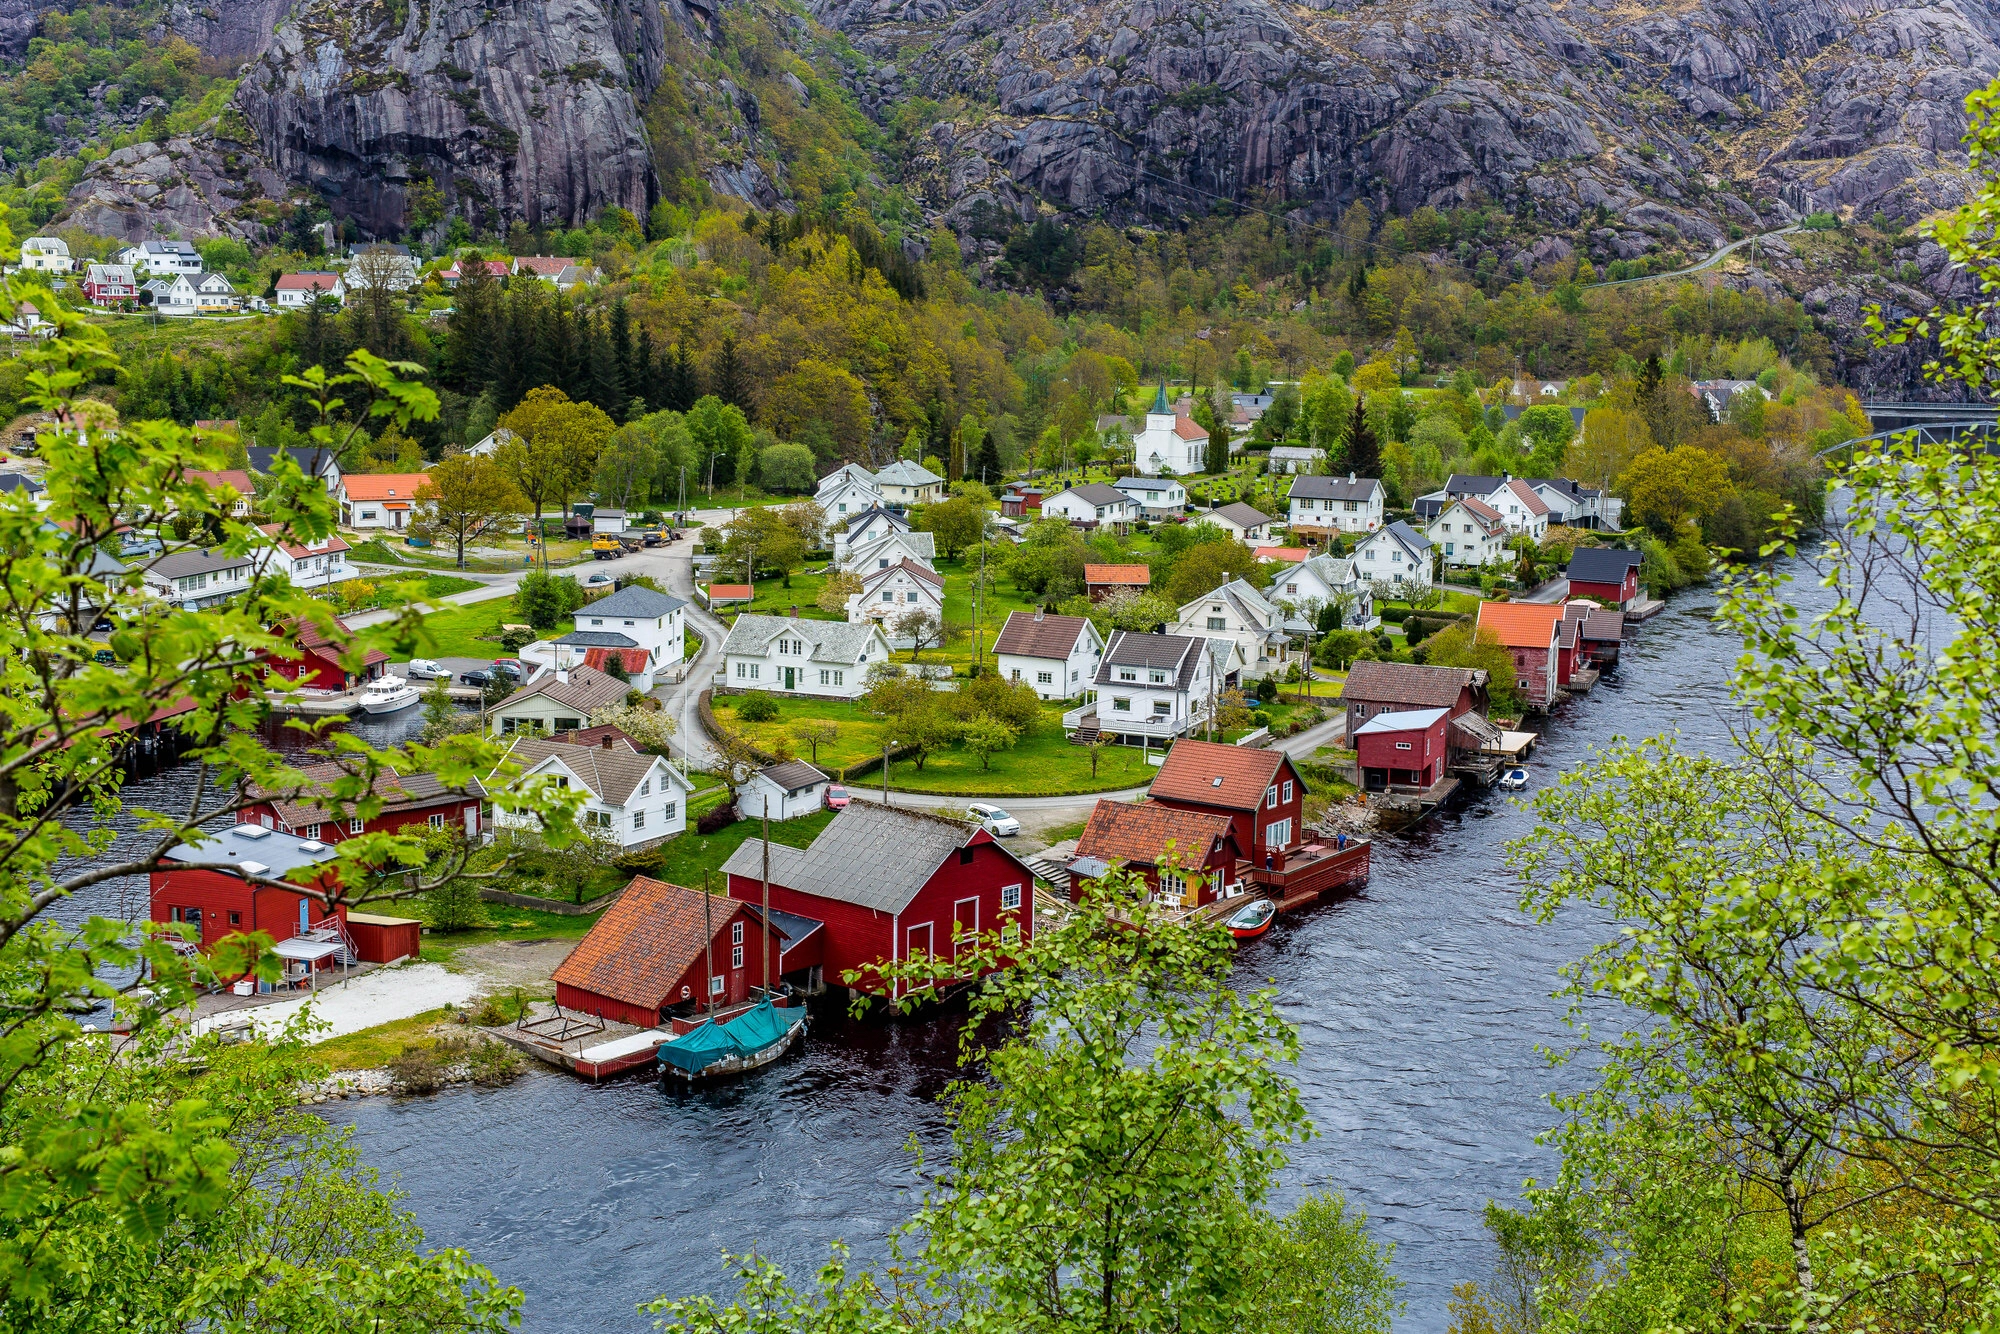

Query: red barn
[1352,707,1451,792]
[1339,659,1490,741]
[552,876,789,1027]
[1566,547,1643,610]
[1146,738,1309,855]
[1476,602,1564,711]
[149,823,348,958]
[722,801,1037,1000]
[1068,799,1243,907]
[264,615,388,690]
[242,760,486,844]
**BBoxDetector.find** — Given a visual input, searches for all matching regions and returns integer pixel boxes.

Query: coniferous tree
[1342,398,1380,478]
[710,335,747,409]
[667,342,700,412]
[609,299,634,412]
[973,428,1004,485]
[444,253,499,392]
[583,311,624,422]
[544,300,579,400]
[634,325,657,416]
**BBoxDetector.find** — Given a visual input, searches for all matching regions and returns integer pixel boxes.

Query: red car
[824,784,851,810]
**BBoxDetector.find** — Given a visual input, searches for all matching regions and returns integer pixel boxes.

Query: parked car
[405,658,447,680]
[92,648,119,666]
[461,669,495,688]
[586,572,612,586]
[491,659,525,681]
[1498,768,1529,792]
[824,783,851,810]
[966,802,1021,836]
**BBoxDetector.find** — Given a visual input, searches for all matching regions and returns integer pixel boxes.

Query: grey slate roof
[0,472,44,494]
[1288,475,1382,503]
[555,630,642,648]
[1211,501,1273,529]
[875,460,942,487]
[164,822,339,881]
[583,584,685,618]
[721,613,888,665]
[499,736,674,806]
[1443,473,1505,497]
[1381,519,1432,554]
[147,547,255,578]
[1059,482,1131,507]
[1096,630,1204,690]
[495,663,630,715]
[1568,547,1643,583]
[1115,476,1180,493]
[720,799,984,913]
[246,445,338,478]
[843,505,909,533]
[847,531,936,565]
[758,760,828,793]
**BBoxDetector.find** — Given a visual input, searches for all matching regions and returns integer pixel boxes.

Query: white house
[487,663,631,737]
[191,271,238,313]
[118,240,203,277]
[467,426,516,458]
[143,548,256,610]
[591,508,628,535]
[1353,521,1435,594]
[1272,553,1378,631]
[338,473,429,530]
[1065,629,1226,744]
[1287,474,1384,538]
[1204,502,1274,546]
[142,276,194,315]
[874,460,944,506]
[816,463,881,520]
[18,237,71,274]
[1132,384,1209,476]
[1426,497,1510,570]
[846,560,945,645]
[992,610,1104,701]
[1041,483,1136,530]
[491,735,691,851]
[1172,579,1303,680]
[1527,477,1624,530]
[274,272,346,308]
[343,243,420,292]
[831,505,911,563]
[841,529,937,575]
[720,615,891,700]
[734,760,830,821]
[1114,476,1187,520]
[1266,446,1324,475]
[247,445,342,495]
[1481,477,1550,540]
[548,584,688,691]
[0,472,49,509]
[257,524,352,590]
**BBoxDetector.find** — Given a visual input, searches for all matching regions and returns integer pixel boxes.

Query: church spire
[1151,380,1169,414]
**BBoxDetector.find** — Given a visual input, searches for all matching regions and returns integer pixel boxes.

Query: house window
[360,509,377,521]
[1282,781,1293,802]
[1265,819,1292,846]
[1001,884,1022,911]
[663,801,677,820]
[1118,669,1136,681]
[1071,670,1079,681]
[1157,871,1186,903]
[228,911,241,926]
[736,662,746,678]
[591,618,603,626]
[731,944,744,969]
[639,779,650,797]
[303,823,320,840]
[750,664,760,679]
[882,591,894,602]
[349,817,364,834]
[1002,922,1020,945]
[428,812,445,830]
[711,975,726,996]
[1112,697,1132,712]
[1151,699,1170,716]
[732,921,744,945]
[832,671,844,686]
[633,809,646,830]
[1037,671,1053,684]
[1286,583,1297,594]
[1264,787,1277,810]
[1149,670,1166,683]
[1395,741,1413,750]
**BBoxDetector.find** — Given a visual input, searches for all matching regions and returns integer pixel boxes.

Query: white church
[1132,384,1211,476]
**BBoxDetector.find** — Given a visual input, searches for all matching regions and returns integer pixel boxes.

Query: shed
[1353,707,1450,792]
[552,876,783,1027]
[736,760,830,821]
[346,912,421,964]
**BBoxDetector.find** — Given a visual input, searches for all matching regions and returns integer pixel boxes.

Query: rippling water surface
[88,583,1761,1332]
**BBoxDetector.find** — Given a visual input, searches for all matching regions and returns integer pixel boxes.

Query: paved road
[1585,225,1801,290]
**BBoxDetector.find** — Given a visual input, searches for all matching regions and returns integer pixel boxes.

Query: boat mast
[761,810,771,1002]
[702,871,715,1019]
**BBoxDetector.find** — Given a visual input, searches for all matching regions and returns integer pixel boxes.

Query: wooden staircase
[1068,712,1101,746]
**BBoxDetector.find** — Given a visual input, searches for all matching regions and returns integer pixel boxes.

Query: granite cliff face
[817,0,2000,256]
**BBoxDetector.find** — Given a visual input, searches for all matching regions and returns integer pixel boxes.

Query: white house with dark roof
[721,614,891,700]
[846,560,945,645]
[993,610,1104,700]
[118,240,203,277]
[1204,501,1274,546]
[873,460,944,506]
[0,472,48,509]
[1287,474,1384,537]
[1353,520,1435,594]
[1133,384,1209,475]
[1271,553,1377,630]
[841,529,936,575]
[487,663,632,737]
[143,548,256,610]
[143,276,195,316]
[1113,476,1187,520]
[247,445,342,495]
[1171,579,1304,680]
[545,583,687,690]
[816,463,881,520]
[831,505,911,564]
[1426,497,1510,569]
[735,760,831,821]
[1527,477,1623,530]
[490,735,691,851]
[1064,629,1226,744]
[1041,482,1136,530]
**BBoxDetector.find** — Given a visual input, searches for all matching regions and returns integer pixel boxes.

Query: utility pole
[702,871,716,1019]
[882,737,896,806]
[760,810,771,1002]
[974,521,987,670]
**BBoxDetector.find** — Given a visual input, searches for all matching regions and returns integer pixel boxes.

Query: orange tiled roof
[1172,415,1208,440]
[553,877,756,1009]
[1253,546,1308,563]
[341,473,430,502]
[1076,799,1234,870]
[1476,601,1563,649]
[1148,738,1289,811]
[1084,563,1150,585]
[186,469,254,496]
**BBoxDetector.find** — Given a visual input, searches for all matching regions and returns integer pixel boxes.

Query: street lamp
[883,738,897,806]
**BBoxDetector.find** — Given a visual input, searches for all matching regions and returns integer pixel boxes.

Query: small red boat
[1226,898,1277,940]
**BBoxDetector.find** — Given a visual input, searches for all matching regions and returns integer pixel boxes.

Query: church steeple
[1151,380,1170,414]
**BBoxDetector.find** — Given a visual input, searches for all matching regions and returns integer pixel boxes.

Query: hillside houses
[721,615,892,700]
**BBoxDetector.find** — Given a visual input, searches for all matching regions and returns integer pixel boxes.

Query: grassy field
[324,572,481,612]
[410,598,562,659]
[311,1007,459,1071]
[89,312,272,361]
[652,807,838,889]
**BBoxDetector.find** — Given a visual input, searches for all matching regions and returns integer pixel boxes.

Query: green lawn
[714,694,887,771]
[411,598,564,659]
[324,572,481,612]
[652,807,838,889]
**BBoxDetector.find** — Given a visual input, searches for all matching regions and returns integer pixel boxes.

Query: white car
[404,658,448,680]
[966,802,1020,836]
[586,572,612,586]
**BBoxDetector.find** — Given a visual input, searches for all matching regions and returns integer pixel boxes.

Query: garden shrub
[499,626,536,652]
[696,800,738,835]
[737,691,780,722]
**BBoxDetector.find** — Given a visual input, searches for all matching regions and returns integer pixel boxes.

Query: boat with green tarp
[657,999,805,1082]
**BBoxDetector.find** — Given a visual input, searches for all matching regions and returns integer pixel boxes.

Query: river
[71,579,1754,1332]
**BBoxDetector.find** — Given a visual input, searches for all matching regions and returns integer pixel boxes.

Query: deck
[1241,840,1372,912]
[1481,730,1540,760]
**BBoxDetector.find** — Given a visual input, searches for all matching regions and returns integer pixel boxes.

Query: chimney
[1348,471,1356,483]
[1033,610,1044,623]
[556,667,569,684]
[601,734,614,750]
[788,604,800,618]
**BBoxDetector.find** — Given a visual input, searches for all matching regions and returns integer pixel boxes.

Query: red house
[1146,738,1308,856]
[1566,548,1643,610]
[1476,602,1564,711]
[1083,563,1151,603]
[722,801,1037,1000]
[1068,799,1243,907]
[552,876,790,1027]
[1339,660,1490,739]
[264,615,389,690]
[1352,707,1451,792]
[1000,486,1043,517]
[243,759,486,844]
[150,823,352,965]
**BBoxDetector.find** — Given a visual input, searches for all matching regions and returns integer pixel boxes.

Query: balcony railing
[1061,705,1197,739]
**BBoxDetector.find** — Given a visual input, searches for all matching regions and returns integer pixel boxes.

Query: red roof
[1458,496,1505,526]
[1253,546,1308,563]
[186,469,253,496]
[707,584,753,602]
[1503,479,1550,517]
[274,614,389,668]
[1172,415,1207,441]
[258,522,351,560]
[1084,563,1150,586]
[275,273,341,293]
[1076,799,1235,870]
[553,877,759,1010]
[513,255,572,277]
[1476,601,1563,650]
[583,647,650,675]
[1148,738,1289,811]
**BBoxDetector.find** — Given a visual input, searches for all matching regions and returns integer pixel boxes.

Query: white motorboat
[358,675,421,715]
